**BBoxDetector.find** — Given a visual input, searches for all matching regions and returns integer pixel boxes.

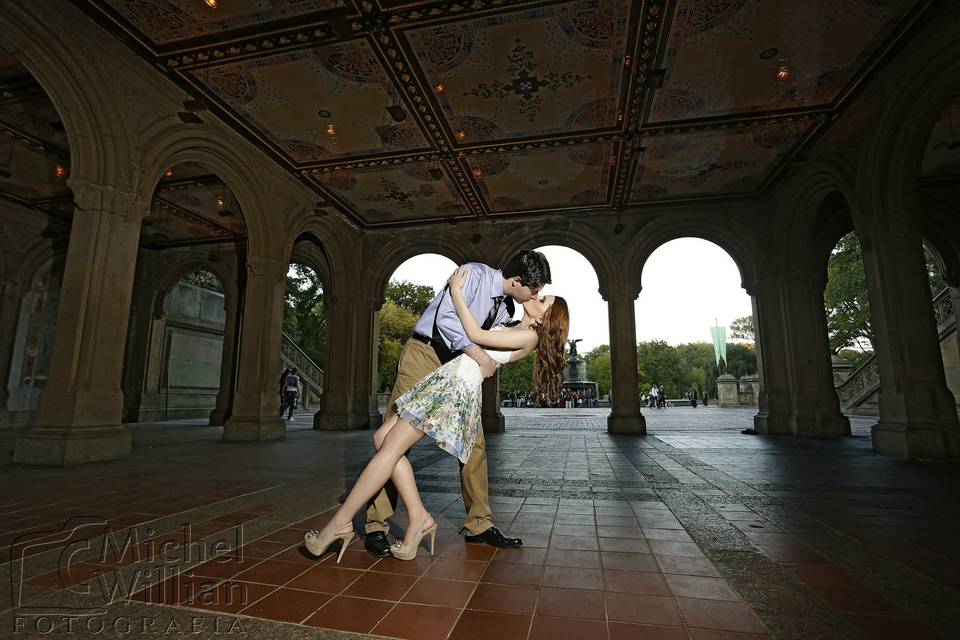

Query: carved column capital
[68,173,146,221]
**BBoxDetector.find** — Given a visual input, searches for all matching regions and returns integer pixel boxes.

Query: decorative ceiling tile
[98,0,341,45]
[630,121,811,201]
[404,0,630,143]
[650,0,916,122]
[468,142,614,213]
[201,41,430,163]
[318,163,469,224]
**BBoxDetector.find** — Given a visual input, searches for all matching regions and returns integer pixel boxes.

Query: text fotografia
[13,615,244,635]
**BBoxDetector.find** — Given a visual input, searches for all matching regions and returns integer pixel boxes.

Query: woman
[305,267,569,561]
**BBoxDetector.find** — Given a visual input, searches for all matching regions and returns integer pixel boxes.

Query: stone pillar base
[872,421,958,460]
[754,411,790,435]
[608,413,647,435]
[314,411,370,431]
[208,407,229,427]
[482,414,505,433]
[790,412,851,437]
[222,416,286,441]
[14,425,132,466]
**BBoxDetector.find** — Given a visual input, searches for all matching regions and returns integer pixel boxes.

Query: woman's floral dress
[394,331,513,464]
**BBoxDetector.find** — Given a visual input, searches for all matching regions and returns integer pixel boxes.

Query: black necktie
[482,296,503,330]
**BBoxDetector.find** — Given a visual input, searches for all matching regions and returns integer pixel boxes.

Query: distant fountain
[563,339,598,401]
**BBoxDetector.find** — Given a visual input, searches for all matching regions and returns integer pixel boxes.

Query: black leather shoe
[464,526,522,548]
[363,531,393,558]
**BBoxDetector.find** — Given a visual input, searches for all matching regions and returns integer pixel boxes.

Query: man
[364,250,551,557]
[279,368,300,420]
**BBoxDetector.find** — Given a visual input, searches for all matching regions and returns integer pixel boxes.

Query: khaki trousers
[365,338,493,536]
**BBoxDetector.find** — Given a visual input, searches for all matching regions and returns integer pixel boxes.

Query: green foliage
[635,340,756,398]
[837,348,874,370]
[824,233,873,353]
[386,280,436,315]
[377,299,420,391]
[584,345,611,396]
[729,315,755,341]
[824,235,947,354]
[499,352,537,395]
[376,280,439,390]
[283,264,327,367]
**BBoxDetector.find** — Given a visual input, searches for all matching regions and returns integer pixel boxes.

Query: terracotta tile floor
[3,408,959,639]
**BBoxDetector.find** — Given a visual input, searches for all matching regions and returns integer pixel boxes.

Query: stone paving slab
[1,409,956,639]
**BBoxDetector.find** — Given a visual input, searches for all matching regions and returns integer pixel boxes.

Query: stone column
[315,293,374,430]
[0,280,24,425]
[859,218,959,459]
[606,282,645,434]
[222,255,287,442]
[14,181,144,465]
[367,305,383,428]
[120,274,155,424]
[780,270,850,436]
[209,282,239,426]
[481,371,505,433]
[751,278,792,434]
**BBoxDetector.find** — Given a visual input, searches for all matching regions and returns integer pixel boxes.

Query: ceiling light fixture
[456,130,466,141]
[775,61,792,81]
[325,123,336,136]
[435,83,445,94]
[216,194,225,210]
[204,0,219,8]
[164,168,174,178]
[216,191,239,217]
[317,109,332,118]
[54,164,67,178]
[472,168,482,178]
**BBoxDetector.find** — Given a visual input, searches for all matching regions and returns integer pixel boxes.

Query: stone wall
[137,281,226,421]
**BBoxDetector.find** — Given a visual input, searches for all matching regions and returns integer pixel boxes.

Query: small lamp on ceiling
[217,191,239,217]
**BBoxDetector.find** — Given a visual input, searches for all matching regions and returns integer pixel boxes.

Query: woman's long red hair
[534,297,569,405]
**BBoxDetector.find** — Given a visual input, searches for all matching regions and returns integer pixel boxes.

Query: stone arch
[627,219,759,296]
[367,235,471,307]
[149,258,236,318]
[856,19,960,217]
[136,127,288,257]
[284,222,350,301]
[0,4,133,189]
[494,226,616,301]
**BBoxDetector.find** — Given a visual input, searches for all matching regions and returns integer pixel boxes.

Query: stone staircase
[837,288,956,415]
[279,333,324,409]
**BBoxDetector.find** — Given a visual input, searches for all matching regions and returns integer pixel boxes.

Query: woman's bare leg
[373,417,434,547]
[318,419,427,544]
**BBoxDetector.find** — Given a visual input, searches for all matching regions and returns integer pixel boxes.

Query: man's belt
[411,333,461,364]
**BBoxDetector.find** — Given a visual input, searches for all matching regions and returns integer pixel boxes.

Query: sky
[388,239,754,352]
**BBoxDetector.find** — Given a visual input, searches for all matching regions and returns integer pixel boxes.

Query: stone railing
[280,332,324,395]
[837,288,954,411]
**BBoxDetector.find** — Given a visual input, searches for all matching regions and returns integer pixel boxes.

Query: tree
[499,352,536,395]
[729,315,755,341]
[584,345,611,397]
[386,280,436,315]
[283,264,327,367]
[377,299,419,390]
[824,232,874,353]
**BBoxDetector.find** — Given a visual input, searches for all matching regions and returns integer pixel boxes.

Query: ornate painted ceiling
[42,0,947,228]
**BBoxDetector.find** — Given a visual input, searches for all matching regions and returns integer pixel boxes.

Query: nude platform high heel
[391,516,437,561]
[304,525,355,563]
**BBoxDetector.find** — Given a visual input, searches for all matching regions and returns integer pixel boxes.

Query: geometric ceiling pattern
[53,0,932,228]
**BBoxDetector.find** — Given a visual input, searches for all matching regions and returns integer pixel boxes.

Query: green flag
[710,326,727,367]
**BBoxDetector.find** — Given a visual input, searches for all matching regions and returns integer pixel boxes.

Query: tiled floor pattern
[3,408,958,640]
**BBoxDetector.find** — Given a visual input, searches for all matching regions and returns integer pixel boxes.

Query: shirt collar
[493,268,505,298]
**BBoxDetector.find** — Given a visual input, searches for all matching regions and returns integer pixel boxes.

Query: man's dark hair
[502,250,551,288]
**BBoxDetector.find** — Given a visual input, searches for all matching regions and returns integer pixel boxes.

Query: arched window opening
[636,238,755,416]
